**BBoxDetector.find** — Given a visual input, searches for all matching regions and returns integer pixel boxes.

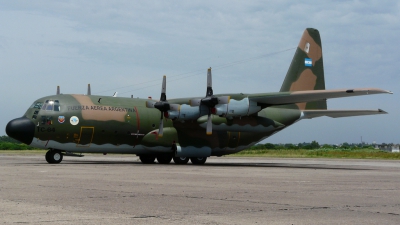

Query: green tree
[263,143,275,149]
[310,140,320,149]
[0,135,20,144]
[284,143,297,149]
[322,144,332,149]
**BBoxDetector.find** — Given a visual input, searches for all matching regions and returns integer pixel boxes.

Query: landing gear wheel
[190,157,207,165]
[157,155,172,164]
[139,155,156,164]
[45,150,63,164]
[173,156,189,165]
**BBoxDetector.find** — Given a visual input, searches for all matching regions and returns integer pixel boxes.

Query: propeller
[146,76,170,137]
[194,68,230,135]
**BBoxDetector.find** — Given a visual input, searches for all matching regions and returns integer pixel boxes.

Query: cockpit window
[30,102,43,109]
[45,100,54,111]
[54,100,60,111]
[41,100,61,111]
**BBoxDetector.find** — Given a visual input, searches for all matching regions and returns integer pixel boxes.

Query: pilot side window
[30,102,43,109]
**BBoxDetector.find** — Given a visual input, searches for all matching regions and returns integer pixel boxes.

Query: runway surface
[1,154,399,224]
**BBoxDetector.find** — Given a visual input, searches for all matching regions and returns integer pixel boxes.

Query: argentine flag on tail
[305,58,312,67]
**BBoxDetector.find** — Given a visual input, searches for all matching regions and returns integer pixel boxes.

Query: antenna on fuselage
[87,84,91,95]
[56,86,60,95]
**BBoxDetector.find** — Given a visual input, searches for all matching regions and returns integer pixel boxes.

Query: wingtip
[378,109,388,114]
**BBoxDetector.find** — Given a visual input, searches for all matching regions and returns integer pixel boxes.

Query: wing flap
[302,109,388,119]
[249,88,392,106]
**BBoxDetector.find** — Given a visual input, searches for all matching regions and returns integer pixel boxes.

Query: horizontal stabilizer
[250,88,392,106]
[302,109,388,119]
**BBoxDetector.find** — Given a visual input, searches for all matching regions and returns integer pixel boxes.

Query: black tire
[45,150,63,164]
[190,157,207,165]
[157,155,172,164]
[139,155,156,164]
[173,156,189,165]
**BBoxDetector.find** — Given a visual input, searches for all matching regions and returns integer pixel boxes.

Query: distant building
[376,144,400,152]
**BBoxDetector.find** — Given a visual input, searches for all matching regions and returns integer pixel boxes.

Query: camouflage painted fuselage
[25,94,299,157]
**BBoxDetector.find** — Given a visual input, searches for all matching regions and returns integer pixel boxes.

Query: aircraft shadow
[55,160,371,170]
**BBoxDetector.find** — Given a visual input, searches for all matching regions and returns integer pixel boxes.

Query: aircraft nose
[6,117,35,145]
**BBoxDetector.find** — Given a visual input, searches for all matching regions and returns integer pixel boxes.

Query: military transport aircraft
[6,28,392,165]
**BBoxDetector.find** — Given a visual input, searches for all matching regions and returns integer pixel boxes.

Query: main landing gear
[45,150,63,164]
[173,156,190,164]
[138,155,207,165]
[43,150,208,165]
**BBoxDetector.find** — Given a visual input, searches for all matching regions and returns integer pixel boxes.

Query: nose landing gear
[45,150,63,164]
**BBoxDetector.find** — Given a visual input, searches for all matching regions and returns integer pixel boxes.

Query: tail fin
[280,28,327,110]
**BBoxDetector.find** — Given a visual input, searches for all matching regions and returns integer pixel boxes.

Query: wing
[248,88,392,106]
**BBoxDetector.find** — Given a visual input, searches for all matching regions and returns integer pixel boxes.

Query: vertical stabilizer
[280,28,326,110]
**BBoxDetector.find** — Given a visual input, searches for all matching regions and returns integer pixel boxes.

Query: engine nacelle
[166,104,200,120]
[214,98,261,118]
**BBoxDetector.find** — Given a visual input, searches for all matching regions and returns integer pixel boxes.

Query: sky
[0,1,398,144]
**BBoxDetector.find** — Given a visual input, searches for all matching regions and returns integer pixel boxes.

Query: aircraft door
[227,131,240,149]
[77,126,94,147]
[126,106,143,136]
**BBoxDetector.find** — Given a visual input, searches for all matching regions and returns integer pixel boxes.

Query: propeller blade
[160,75,167,101]
[206,114,212,135]
[159,113,164,137]
[206,67,213,97]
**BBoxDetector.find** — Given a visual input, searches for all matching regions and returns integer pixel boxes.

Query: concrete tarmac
[1,154,399,224]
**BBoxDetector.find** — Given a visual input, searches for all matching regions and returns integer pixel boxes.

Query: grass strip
[232,148,400,160]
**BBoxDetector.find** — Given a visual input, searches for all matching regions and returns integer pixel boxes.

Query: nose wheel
[45,150,63,164]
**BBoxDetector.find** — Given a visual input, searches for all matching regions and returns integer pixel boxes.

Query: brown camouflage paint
[71,95,126,122]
